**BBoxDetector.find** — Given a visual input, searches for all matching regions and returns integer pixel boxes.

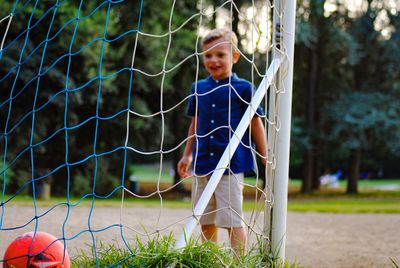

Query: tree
[334,2,400,193]
[292,0,400,193]
[0,1,199,195]
[293,0,358,192]
[326,92,400,193]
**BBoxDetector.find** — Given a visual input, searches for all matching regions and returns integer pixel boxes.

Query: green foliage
[1,1,198,195]
[326,92,400,151]
[0,159,14,194]
[295,20,318,48]
[2,0,400,197]
[92,157,122,197]
[72,234,299,268]
[329,26,360,66]
[70,172,91,197]
[70,157,122,197]
[293,0,400,183]
[0,158,31,195]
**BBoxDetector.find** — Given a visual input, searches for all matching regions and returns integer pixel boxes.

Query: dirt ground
[0,205,399,267]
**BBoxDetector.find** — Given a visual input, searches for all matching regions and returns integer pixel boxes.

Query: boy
[177,28,266,255]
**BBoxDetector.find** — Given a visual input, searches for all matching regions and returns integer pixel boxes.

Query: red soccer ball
[3,231,70,268]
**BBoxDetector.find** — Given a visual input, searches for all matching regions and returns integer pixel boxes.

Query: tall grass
[72,234,301,268]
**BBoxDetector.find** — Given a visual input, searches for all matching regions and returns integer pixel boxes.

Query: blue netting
[1,1,146,266]
[0,0,274,266]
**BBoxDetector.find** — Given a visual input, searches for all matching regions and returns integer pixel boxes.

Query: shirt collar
[207,73,238,84]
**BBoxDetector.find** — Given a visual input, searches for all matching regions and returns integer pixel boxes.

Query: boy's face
[202,38,240,81]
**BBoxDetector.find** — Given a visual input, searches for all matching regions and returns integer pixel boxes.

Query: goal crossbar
[175,57,282,249]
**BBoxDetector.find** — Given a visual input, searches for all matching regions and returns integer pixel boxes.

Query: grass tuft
[72,234,302,267]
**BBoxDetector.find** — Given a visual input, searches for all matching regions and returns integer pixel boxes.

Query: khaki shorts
[192,173,245,228]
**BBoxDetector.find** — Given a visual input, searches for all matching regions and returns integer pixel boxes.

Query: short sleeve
[186,83,197,116]
[242,83,264,117]
[255,103,264,117]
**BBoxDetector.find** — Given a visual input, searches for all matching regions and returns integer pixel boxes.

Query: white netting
[0,0,292,265]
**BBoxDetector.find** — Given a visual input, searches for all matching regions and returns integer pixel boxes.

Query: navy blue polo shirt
[186,74,264,175]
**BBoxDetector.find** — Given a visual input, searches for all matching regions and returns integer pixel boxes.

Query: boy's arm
[251,117,267,165]
[177,117,196,178]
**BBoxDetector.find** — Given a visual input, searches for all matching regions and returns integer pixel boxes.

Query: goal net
[0,0,295,266]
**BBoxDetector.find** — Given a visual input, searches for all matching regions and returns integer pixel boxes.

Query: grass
[72,234,301,268]
[130,164,174,183]
[2,166,398,266]
[127,164,400,213]
[132,163,400,188]
[3,189,400,214]
[131,164,262,186]
[287,195,400,213]
[2,164,399,213]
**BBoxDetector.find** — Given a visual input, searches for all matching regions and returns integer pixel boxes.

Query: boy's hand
[177,156,193,178]
[260,157,267,167]
[257,158,267,190]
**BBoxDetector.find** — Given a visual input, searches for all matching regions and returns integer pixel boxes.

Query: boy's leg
[229,227,247,255]
[214,173,246,255]
[192,176,218,242]
[201,224,218,242]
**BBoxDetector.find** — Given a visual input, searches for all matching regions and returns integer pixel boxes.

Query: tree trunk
[232,8,240,45]
[302,46,319,193]
[312,150,320,190]
[347,148,361,194]
[211,7,217,29]
[301,150,314,193]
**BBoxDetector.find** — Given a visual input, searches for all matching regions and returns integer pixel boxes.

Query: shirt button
[212,104,216,108]
[210,120,214,123]
[210,152,214,156]
[210,135,214,139]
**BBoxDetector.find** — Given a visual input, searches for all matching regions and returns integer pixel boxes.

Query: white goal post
[175,0,296,260]
[270,0,296,259]
[0,0,297,265]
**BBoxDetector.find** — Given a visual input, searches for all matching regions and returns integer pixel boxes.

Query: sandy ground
[0,205,399,268]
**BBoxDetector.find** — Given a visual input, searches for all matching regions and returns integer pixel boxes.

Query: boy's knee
[201,224,217,231]
[201,224,218,242]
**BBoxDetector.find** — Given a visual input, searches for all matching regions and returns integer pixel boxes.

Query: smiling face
[202,38,240,81]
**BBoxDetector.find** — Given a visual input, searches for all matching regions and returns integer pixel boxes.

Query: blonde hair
[202,28,238,51]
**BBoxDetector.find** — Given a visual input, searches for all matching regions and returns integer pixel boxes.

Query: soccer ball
[3,231,70,268]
